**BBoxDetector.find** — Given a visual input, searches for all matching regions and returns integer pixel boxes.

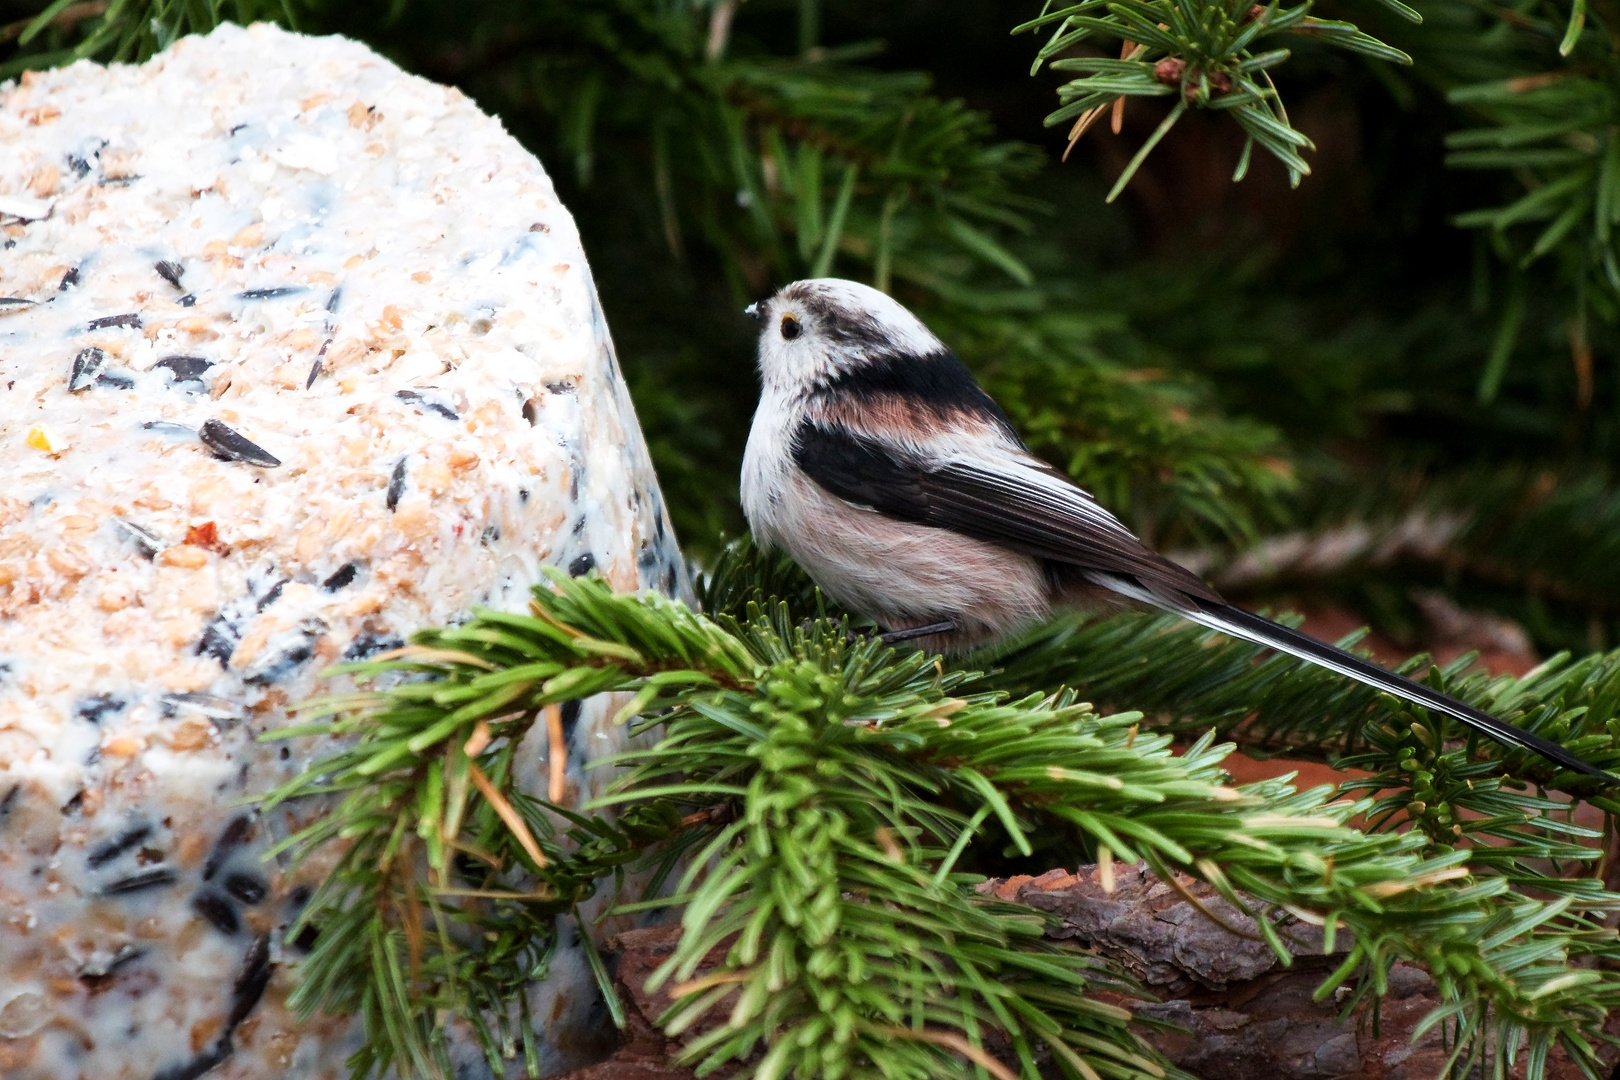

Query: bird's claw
[879,620,957,646]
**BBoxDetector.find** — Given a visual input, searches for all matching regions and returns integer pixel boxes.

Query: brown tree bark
[560,863,1610,1080]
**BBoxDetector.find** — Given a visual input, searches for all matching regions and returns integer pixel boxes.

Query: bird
[739,277,1615,782]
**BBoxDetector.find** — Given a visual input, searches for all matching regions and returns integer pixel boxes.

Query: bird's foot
[879,620,957,646]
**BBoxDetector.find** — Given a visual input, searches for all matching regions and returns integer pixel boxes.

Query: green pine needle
[1014,0,1409,194]
[258,551,1620,1080]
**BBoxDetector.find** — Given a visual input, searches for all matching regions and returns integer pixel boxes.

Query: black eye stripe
[780,314,801,341]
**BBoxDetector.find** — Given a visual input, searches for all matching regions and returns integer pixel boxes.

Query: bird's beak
[744,301,763,322]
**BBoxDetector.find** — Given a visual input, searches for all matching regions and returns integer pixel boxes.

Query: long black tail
[1176,599,1615,783]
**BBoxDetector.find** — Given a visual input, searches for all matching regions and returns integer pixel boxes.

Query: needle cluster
[260,550,1620,1080]
[1014,0,1417,198]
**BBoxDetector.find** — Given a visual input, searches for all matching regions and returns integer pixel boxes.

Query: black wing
[792,421,1617,782]
[791,421,1221,606]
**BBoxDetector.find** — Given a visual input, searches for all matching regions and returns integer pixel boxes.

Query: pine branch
[1012,0,1417,195]
[1343,0,1620,398]
[259,578,755,1079]
[264,567,1620,1080]
[610,656,1168,1080]
[1432,0,1618,270]
[389,0,1048,296]
[19,3,1620,1070]
[970,603,1620,780]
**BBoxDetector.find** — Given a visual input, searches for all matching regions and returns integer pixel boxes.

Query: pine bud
[1154,57,1185,85]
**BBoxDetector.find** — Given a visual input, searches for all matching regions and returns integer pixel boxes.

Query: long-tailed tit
[740,277,1613,781]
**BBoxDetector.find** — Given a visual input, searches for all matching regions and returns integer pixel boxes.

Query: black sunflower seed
[102,868,177,896]
[192,890,239,934]
[195,614,239,665]
[343,632,404,660]
[203,815,253,881]
[75,694,126,726]
[227,934,273,1028]
[199,419,280,467]
[223,872,266,905]
[154,355,212,388]
[386,457,407,510]
[396,390,459,421]
[87,823,151,868]
[151,1039,231,1080]
[69,347,107,393]
[87,313,140,330]
[246,582,281,618]
[322,563,358,591]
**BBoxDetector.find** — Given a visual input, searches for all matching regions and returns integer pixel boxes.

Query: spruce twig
[1013,0,1416,190]
[260,556,1620,1080]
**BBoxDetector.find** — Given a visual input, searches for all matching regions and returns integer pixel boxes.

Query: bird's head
[745,278,944,395]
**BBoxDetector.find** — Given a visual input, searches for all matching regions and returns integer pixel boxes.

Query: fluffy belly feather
[770,476,1051,648]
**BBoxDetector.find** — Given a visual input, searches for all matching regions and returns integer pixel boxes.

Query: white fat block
[0,23,684,1079]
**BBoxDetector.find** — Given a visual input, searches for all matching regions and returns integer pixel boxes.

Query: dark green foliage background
[12,5,1620,1073]
[4,0,1615,639]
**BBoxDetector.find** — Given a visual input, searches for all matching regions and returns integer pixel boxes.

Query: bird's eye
[780,315,801,341]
